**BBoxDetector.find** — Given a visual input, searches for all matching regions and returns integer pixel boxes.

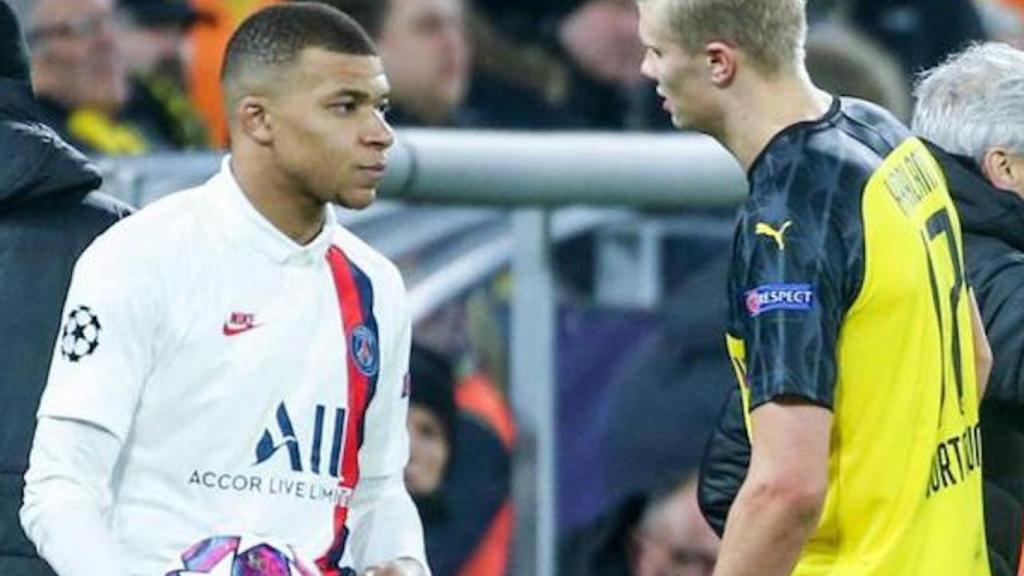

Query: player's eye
[376,101,391,116]
[330,101,357,114]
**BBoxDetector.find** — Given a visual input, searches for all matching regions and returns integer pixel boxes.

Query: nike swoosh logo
[223,323,262,336]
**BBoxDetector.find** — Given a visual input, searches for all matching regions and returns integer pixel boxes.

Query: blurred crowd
[4,0,1023,157]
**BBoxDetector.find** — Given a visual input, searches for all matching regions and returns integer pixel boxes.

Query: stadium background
[6,0,1024,574]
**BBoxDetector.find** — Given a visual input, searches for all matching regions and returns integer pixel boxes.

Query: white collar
[212,155,336,266]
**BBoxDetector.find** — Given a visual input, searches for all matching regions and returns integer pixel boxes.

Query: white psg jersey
[34,158,423,575]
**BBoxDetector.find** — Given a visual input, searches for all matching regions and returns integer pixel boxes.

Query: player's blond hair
[639,0,807,75]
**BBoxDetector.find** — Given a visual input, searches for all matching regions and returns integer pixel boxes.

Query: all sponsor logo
[188,402,353,507]
[745,283,815,317]
[254,402,347,478]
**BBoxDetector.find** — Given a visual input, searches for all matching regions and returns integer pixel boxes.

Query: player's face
[269,48,394,210]
[405,405,450,496]
[637,1,717,132]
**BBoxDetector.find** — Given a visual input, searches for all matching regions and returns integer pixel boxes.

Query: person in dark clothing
[407,344,511,576]
[913,42,1024,576]
[118,0,213,150]
[0,2,131,574]
[806,0,989,79]
[25,0,186,154]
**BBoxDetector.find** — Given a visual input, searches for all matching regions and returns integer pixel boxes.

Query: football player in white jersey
[20,4,428,576]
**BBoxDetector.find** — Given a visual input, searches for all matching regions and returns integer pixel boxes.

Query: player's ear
[236,95,274,146]
[705,41,736,87]
[980,147,1018,192]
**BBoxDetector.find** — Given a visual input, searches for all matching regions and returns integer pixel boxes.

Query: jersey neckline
[746,96,842,180]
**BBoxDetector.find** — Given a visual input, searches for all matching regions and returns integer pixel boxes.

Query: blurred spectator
[305,0,479,127]
[975,0,1024,42]
[313,0,569,127]
[377,0,472,126]
[558,0,642,90]
[560,472,719,576]
[805,22,911,121]
[553,0,660,129]
[0,2,130,574]
[24,0,194,154]
[186,0,275,147]
[24,0,135,153]
[913,42,1024,576]
[469,0,670,129]
[117,0,212,149]
[838,0,988,76]
[407,344,512,576]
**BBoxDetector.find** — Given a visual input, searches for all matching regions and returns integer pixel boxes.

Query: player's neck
[721,72,833,173]
[230,153,326,246]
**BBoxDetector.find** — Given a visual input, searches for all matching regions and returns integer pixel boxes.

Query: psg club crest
[350,325,378,378]
[60,305,101,362]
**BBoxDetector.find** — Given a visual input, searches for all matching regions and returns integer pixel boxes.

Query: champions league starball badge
[59,305,102,362]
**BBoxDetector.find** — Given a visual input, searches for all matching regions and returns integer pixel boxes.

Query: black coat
[0,75,130,575]
[927,142,1024,576]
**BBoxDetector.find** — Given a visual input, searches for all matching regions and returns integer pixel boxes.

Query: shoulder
[747,99,910,230]
[76,183,211,278]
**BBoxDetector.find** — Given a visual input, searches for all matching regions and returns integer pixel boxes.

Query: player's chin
[337,186,377,210]
[669,110,688,129]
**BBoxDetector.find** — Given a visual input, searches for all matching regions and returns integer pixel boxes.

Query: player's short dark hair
[289,0,391,41]
[221,3,376,86]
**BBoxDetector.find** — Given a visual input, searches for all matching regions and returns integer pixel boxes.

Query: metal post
[510,209,556,576]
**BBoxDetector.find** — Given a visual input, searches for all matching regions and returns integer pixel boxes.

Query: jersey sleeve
[348,265,427,573]
[735,163,861,410]
[358,266,412,478]
[37,230,156,441]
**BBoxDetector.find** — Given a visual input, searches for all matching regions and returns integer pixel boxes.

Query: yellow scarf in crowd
[67,108,149,156]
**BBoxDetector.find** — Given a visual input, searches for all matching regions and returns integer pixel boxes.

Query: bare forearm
[712,480,821,576]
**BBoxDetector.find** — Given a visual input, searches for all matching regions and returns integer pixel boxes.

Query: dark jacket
[697,142,1024,576]
[0,9,131,570]
[927,142,1024,576]
[419,413,511,576]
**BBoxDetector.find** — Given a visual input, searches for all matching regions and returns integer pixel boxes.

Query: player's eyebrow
[328,88,389,102]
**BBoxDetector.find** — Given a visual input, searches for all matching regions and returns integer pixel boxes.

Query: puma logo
[755,220,793,250]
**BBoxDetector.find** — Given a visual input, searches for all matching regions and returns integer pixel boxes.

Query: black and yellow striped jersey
[726,98,989,575]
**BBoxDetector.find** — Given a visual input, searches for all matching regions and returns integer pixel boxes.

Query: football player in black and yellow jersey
[636,0,992,575]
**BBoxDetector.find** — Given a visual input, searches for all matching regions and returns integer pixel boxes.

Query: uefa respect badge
[745,283,815,317]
